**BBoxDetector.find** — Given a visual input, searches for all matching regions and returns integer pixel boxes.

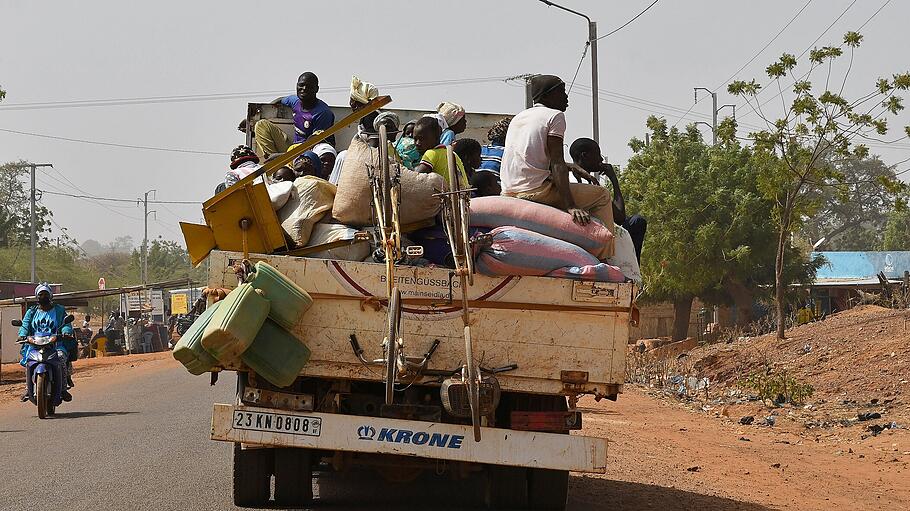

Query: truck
[207,252,634,510]
[200,100,636,510]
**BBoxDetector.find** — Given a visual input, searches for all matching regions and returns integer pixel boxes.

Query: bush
[741,367,814,405]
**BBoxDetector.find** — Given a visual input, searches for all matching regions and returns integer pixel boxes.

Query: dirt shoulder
[0,351,173,405]
[573,386,908,511]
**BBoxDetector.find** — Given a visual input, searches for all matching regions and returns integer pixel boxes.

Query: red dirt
[0,351,172,405]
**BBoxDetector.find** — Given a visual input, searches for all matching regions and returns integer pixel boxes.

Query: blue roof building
[806,251,910,314]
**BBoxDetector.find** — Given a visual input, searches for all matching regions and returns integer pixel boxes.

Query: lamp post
[538,0,600,144]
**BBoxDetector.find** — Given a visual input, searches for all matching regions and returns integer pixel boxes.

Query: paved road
[0,360,498,511]
[0,359,768,511]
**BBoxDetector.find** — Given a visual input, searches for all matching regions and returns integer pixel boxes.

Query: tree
[0,160,54,247]
[882,206,910,250]
[129,239,205,283]
[623,117,820,339]
[729,31,910,339]
[800,156,899,250]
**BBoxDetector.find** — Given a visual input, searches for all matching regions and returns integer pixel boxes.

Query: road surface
[0,356,776,511]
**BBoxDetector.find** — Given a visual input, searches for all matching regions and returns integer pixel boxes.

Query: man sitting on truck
[500,74,614,248]
[249,72,335,158]
[569,137,647,262]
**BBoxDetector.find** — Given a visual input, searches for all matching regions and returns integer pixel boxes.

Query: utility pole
[538,0,600,143]
[139,190,156,284]
[694,87,736,145]
[26,163,53,284]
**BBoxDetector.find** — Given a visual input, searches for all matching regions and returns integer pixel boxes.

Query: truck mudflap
[212,404,607,473]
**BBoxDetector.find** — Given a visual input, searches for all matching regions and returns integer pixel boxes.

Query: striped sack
[475,226,625,282]
[470,196,613,258]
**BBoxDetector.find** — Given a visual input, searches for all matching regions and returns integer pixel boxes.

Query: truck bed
[208,250,634,398]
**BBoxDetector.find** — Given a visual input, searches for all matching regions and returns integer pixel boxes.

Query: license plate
[232,410,322,437]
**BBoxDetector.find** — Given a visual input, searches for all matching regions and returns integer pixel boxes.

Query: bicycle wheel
[384,287,402,405]
[459,194,474,286]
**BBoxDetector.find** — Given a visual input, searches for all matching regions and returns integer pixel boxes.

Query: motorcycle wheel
[36,372,48,419]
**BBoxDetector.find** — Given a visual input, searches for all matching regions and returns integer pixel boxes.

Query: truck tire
[274,447,313,507]
[485,465,528,509]
[527,468,569,510]
[232,444,272,507]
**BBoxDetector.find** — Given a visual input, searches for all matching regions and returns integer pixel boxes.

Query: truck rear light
[510,411,582,431]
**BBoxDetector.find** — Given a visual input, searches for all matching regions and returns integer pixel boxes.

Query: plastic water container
[201,283,270,363]
[172,302,222,375]
[242,319,311,388]
[247,261,313,330]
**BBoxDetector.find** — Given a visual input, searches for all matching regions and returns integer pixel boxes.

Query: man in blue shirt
[19,283,75,402]
[251,72,335,158]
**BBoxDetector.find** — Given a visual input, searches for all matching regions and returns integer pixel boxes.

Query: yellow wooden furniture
[182,96,392,266]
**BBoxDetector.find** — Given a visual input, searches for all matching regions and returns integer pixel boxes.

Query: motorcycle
[12,314,75,419]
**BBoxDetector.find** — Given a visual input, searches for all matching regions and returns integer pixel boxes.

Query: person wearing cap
[18,283,75,402]
[247,71,336,159]
[437,101,466,145]
[312,142,337,174]
[500,74,614,257]
[329,111,402,185]
[224,145,262,188]
[350,75,379,112]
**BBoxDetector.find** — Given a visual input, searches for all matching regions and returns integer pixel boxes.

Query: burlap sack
[332,137,444,227]
[277,176,336,247]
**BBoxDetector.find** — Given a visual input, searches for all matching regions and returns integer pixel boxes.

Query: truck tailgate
[209,251,634,396]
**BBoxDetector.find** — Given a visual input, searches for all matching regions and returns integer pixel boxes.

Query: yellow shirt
[420,146,469,189]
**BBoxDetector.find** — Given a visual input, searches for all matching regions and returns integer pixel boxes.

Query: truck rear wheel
[232,444,272,508]
[527,468,569,510]
[485,465,528,509]
[274,447,313,507]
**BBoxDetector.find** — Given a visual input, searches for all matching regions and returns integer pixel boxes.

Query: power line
[0,76,511,112]
[595,0,661,41]
[712,0,814,92]
[37,189,200,205]
[0,128,225,156]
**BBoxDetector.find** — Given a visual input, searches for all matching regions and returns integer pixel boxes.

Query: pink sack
[470,196,613,259]
[475,226,625,282]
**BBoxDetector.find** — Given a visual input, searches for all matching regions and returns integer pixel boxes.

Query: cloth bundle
[475,226,625,282]
[277,176,336,247]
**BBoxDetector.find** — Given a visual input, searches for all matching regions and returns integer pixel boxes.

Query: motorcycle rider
[19,283,75,402]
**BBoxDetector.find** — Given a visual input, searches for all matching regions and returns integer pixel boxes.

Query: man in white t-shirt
[500,74,614,256]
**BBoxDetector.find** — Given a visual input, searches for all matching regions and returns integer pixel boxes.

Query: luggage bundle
[470,196,637,283]
[172,262,313,387]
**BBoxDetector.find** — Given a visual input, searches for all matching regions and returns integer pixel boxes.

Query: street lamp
[538,0,600,144]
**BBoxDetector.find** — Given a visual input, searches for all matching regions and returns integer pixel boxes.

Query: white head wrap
[350,75,379,105]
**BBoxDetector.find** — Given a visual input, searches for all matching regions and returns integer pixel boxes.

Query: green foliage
[882,206,910,250]
[622,116,819,309]
[742,367,814,405]
[0,161,54,247]
[800,156,901,250]
[726,31,909,337]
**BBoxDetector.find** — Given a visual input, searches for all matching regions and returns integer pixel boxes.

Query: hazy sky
[2,0,908,247]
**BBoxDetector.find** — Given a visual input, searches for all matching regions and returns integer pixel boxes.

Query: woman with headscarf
[437,101,466,145]
[395,121,420,170]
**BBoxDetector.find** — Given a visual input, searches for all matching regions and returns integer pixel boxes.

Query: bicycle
[351,121,439,406]
[435,145,482,441]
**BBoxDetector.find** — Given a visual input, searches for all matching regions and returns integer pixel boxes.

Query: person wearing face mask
[18,283,75,402]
